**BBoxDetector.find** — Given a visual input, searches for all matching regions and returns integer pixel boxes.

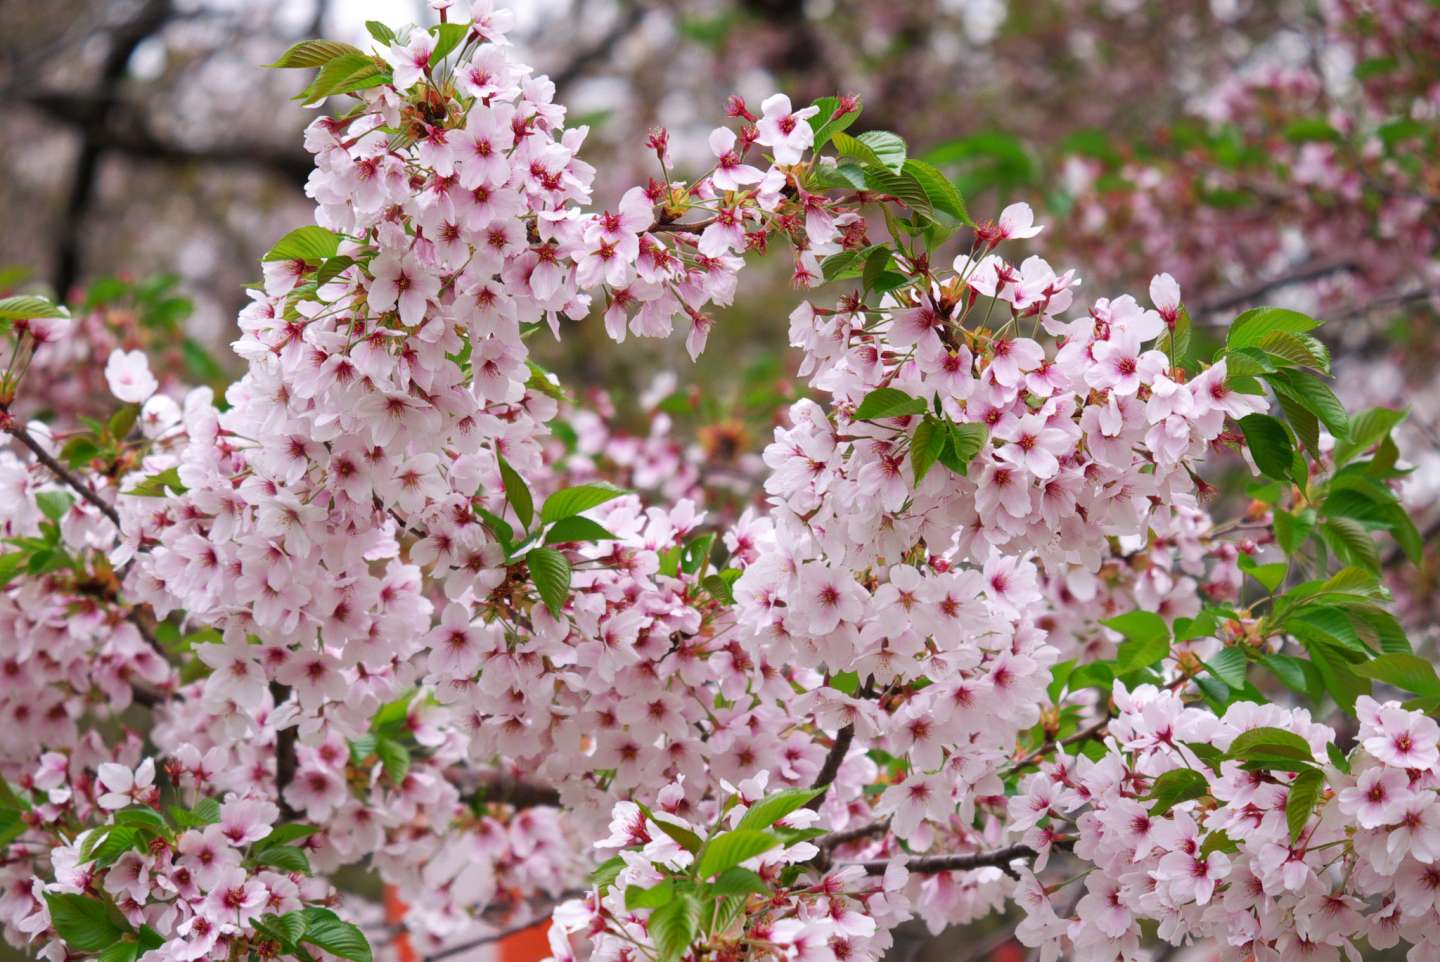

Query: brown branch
[20,91,314,187]
[422,914,552,962]
[843,843,1041,880]
[549,3,647,96]
[469,773,562,809]
[1193,257,1358,318]
[1,411,122,527]
[46,0,175,296]
[270,682,299,820]
[805,723,854,810]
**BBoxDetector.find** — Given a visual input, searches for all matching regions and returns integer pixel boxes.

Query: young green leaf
[695,829,781,879]
[497,455,533,530]
[1285,768,1325,842]
[540,483,627,524]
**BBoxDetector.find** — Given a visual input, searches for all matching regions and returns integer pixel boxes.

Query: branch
[842,843,1040,880]
[468,773,561,809]
[19,92,314,186]
[270,682,299,820]
[1,411,122,527]
[1193,257,1358,317]
[805,723,854,810]
[549,3,647,95]
[422,914,551,962]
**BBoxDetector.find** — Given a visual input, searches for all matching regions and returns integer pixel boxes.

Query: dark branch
[270,682,299,820]
[550,3,647,95]
[20,91,314,187]
[805,723,854,810]
[1193,257,1358,318]
[48,0,175,296]
[1,411,122,527]
[422,914,551,962]
[468,773,561,809]
[844,843,1041,880]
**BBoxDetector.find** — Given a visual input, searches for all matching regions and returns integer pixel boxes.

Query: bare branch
[1,410,122,527]
[841,842,1041,880]
[805,723,854,810]
[1193,257,1358,318]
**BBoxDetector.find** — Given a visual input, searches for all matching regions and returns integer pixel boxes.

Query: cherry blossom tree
[0,6,1434,962]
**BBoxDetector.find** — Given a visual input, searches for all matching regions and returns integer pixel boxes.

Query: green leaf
[0,295,66,323]
[861,164,933,216]
[1147,768,1208,816]
[1321,517,1379,572]
[854,387,928,421]
[376,737,411,784]
[902,159,973,225]
[1326,743,1351,774]
[1227,307,1320,350]
[44,894,129,952]
[709,866,770,898]
[114,806,171,837]
[735,787,825,832]
[1159,304,1193,362]
[1199,829,1240,858]
[300,909,372,962]
[1274,509,1317,555]
[263,226,342,264]
[645,810,703,853]
[1266,368,1349,440]
[365,21,396,45]
[1207,647,1249,689]
[649,892,700,962]
[87,825,141,866]
[98,941,140,962]
[1227,726,1315,764]
[937,422,988,476]
[253,844,312,874]
[857,130,907,172]
[35,491,74,522]
[1185,741,1226,774]
[1334,407,1405,465]
[1238,555,1287,592]
[1238,413,1297,482]
[1101,611,1170,673]
[269,39,364,68]
[429,22,469,65]
[544,516,618,545]
[1257,330,1330,373]
[540,483,627,524]
[809,96,861,153]
[1260,653,1324,702]
[1305,638,1371,712]
[590,855,624,889]
[497,454,533,529]
[260,823,319,846]
[696,829,782,879]
[624,880,675,911]
[126,466,187,497]
[1351,654,1440,696]
[296,52,387,105]
[910,417,946,485]
[526,547,571,617]
[1286,768,1325,842]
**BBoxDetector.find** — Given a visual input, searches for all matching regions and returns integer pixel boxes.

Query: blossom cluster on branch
[0,4,1431,962]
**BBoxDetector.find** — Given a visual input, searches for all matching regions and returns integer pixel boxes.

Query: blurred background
[1,0,1437,959]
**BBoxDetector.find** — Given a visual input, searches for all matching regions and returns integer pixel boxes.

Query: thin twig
[1,411,122,527]
[841,842,1041,880]
[1193,257,1358,317]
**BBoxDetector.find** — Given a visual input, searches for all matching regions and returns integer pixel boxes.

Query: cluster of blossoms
[1009,686,1440,962]
[0,4,1426,962]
